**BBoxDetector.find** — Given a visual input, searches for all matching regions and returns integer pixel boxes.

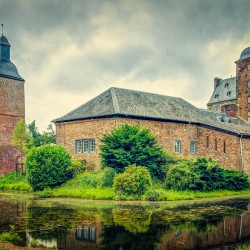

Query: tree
[27,121,56,149]
[26,145,72,191]
[100,124,166,177]
[11,118,30,164]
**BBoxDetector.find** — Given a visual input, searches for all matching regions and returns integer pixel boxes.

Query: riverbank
[1,171,250,201]
[0,242,52,250]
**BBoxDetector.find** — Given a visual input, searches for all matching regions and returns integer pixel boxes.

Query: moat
[1,193,250,249]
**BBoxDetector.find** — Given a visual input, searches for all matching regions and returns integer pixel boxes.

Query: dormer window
[215,94,219,98]
[224,83,229,87]
[227,91,231,96]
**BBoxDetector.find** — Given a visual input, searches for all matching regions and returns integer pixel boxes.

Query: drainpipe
[239,134,244,172]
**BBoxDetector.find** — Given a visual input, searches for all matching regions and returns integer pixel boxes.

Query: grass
[0,172,32,192]
[1,171,250,201]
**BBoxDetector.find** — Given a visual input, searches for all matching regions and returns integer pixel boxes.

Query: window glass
[75,140,82,154]
[190,141,197,154]
[89,139,95,153]
[248,80,250,88]
[175,140,182,154]
[247,64,250,71]
[248,96,250,104]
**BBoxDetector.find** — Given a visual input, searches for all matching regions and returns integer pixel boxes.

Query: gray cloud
[0,0,250,130]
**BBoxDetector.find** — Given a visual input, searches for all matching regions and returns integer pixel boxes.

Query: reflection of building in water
[156,211,250,249]
[75,226,96,242]
[26,232,57,248]
[58,220,102,250]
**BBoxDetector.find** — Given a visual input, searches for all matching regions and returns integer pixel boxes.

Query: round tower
[0,31,25,175]
[235,47,250,122]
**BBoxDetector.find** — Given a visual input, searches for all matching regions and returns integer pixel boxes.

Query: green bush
[100,124,166,178]
[68,159,87,176]
[193,157,227,191]
[166,160,201,191]
[166,157,249,192]
[113,165,152,196]
[224,169,249,191]
[26,145,73,191]
[143,189,166,201]
[98,167,117,187]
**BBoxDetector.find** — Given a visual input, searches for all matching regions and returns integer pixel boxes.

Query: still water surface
[0,193,250,249]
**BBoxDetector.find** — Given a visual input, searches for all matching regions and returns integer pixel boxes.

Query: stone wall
[0,77,25,175]
[236,57,250,121]
[56,116,248,173]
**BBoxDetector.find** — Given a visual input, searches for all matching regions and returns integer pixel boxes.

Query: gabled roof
[207,77,236,105]
[53,87,250,137]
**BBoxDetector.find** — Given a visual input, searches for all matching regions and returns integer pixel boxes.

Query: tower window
[248,80,250,88]
[215,139,218,151]
[247,64,250,71]
[223,141,226,154]
[227,91,231,96]
[206,136,209,149]
[215,94,219,98]
[224,83,229,87]
[248,110,250,122]
[248,96,250,104]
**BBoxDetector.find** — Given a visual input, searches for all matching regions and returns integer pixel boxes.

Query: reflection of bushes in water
[112,205,152,234]
[27,206,75,240]
[151,198,249,233]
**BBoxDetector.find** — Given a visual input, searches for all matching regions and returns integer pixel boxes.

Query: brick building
[53,87,250,175]
[208,46,250,122]
[0,34,25,175]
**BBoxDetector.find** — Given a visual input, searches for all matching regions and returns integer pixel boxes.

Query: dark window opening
[215,139,218,151]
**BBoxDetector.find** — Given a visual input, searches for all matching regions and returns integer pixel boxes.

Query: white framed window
[248,80,250,88]
[248,96,250,104]
[190,141,197,155]
[175,140,182,154]
[75,139,96,154]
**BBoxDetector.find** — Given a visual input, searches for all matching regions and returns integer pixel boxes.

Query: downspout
[239,134,244,172]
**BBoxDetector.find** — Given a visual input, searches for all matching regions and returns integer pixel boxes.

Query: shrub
[193,157,227,191]
[113,165,152,196]
[143,189,166,201]
[68,159,87,176]
[224,169,249,191]
[26,145,73,191]
[100,124,166,178]
[165,160,201,191]
[98,167,117,187]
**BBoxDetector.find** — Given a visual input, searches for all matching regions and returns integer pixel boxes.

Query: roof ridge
[110,87,120,113]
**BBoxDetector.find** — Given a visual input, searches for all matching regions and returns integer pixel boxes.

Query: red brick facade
[56,117,250,175]
[236,57,250,121]
[0,77,25,175]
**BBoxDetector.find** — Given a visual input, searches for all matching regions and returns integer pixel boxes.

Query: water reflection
[0,194,250,249]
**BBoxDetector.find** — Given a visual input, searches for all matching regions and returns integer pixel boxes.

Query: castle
[53,46,250,175]
[0,33,25,175]
[0,31,249,175]
[207,47,250,122]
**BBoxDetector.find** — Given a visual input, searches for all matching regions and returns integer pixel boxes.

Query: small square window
[224,83,229,87]
[190,141,197,155]
[215,94,219,98]
[227,91,231,96]
[175,140,182,154]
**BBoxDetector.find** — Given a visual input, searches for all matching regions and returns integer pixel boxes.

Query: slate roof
[0,35,24,82]
[53,87,250,137]
[207,77,236,105]
[235,46,250,63]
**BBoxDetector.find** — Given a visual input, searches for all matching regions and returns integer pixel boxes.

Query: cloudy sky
[1,0,250,131]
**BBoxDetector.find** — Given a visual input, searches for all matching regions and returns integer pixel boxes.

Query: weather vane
[1,24,3,36]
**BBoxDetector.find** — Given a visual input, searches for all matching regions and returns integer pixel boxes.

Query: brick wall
[0,77,25,175]
[236,58,250,121]
[56,116,248,173]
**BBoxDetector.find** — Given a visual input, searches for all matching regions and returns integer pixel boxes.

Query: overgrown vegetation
[166,157,249,192]
[26,145,73,191]
[113,165,152,198]
[100,124,167,178]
